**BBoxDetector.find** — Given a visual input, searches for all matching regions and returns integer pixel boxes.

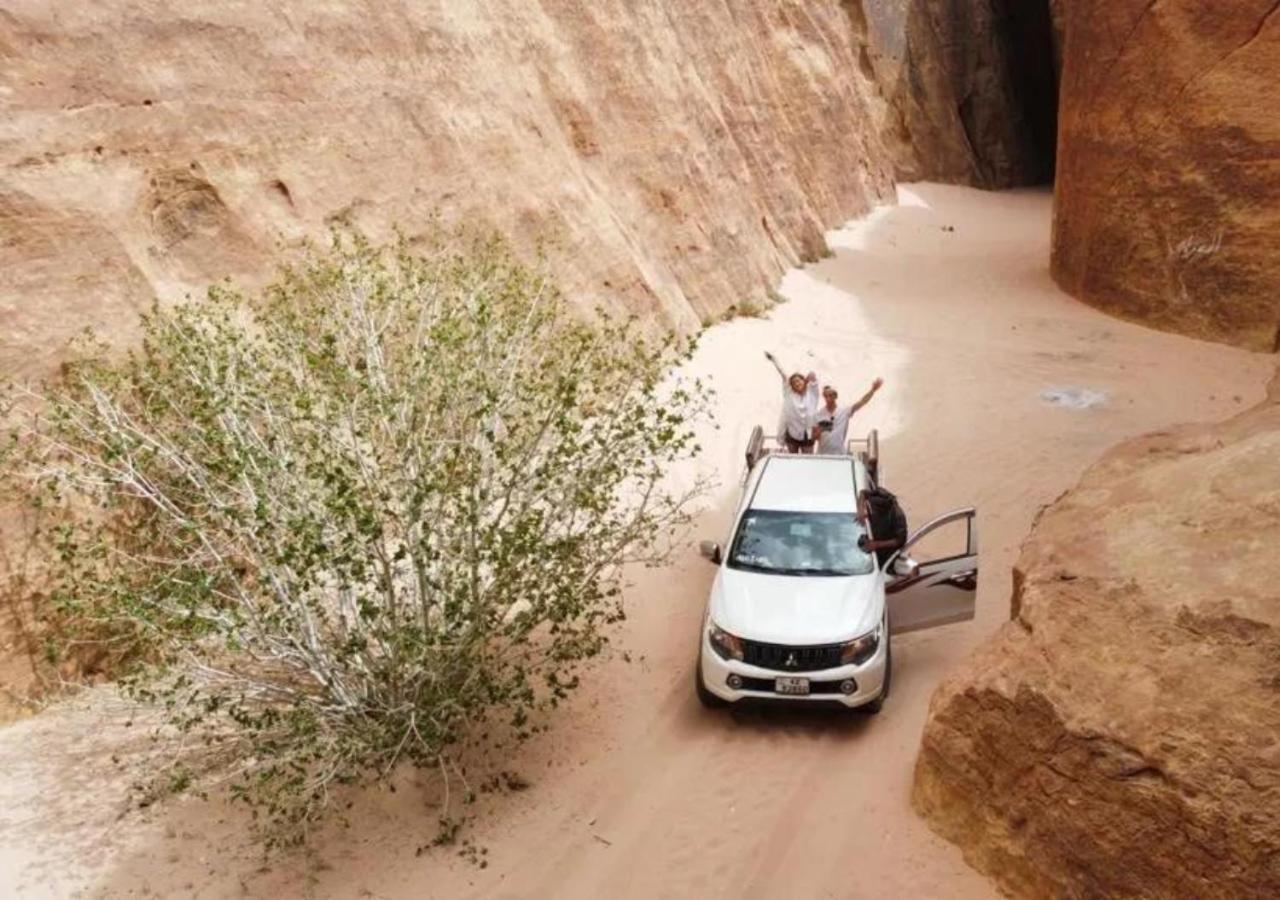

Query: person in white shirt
[813,378,884,454]
[764,350,819,453]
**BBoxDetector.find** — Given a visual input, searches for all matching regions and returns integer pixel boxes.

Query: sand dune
[0,184,1271,899]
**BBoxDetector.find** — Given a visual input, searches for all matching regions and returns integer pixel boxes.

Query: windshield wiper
[749,565,823,576]
[727,559,774,572]
[729,561,857,577]
[728,560,810,575]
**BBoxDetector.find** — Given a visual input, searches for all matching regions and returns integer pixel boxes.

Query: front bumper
[699,629,887,709]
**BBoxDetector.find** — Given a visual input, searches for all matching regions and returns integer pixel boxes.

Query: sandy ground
[0,184,1273,899]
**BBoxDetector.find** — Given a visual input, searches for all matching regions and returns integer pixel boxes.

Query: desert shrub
[1,233,707,842]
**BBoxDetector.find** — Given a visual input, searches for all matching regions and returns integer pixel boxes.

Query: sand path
[0,184,1272,899]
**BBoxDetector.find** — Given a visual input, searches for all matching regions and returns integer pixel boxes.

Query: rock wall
[1051,0,1280,352]
[853,0,1058,187]
[914,371,1280,899]
[0,0,894,380]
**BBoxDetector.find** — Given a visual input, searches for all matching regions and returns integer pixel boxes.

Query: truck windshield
[727,510,874,577]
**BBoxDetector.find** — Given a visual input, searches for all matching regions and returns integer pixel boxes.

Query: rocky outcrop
[1052,0,1280,352]
[914,371,1280,899]
[853,0,1058,187]
[0,0,894,380]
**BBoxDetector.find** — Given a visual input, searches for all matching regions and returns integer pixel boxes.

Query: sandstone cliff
[0,0,894,380]
[1052,0,1280,352]
[856,0,1058,187]
[914,370,1280,899]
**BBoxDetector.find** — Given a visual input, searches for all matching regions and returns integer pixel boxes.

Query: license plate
[775,676,810,696]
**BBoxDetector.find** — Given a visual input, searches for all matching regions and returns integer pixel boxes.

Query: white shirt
[815,402,854,454]
[777,376,819,441]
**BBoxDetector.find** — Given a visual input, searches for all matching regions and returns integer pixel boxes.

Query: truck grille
[741,639,843,672]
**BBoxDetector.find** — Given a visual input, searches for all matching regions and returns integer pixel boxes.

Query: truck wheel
[862,634,892,715]
[695,658,729,709]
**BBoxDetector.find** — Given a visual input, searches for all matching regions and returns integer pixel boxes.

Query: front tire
[695,656,729,709]
[861,633,892,715]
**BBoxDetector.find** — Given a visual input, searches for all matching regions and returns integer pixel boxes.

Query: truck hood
[708,566,882,646]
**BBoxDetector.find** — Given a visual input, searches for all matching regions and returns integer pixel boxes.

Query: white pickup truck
[695,428,978,713]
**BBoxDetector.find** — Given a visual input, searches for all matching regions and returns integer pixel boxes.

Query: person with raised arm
[813,377,884,455]
[764,350,819,454]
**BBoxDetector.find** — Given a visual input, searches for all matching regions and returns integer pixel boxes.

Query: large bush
[3,234,706,841]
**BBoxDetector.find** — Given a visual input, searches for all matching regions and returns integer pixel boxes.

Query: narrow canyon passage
[0,185,1271,899]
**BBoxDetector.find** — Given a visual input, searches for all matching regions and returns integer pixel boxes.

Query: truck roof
[750,455,860,514]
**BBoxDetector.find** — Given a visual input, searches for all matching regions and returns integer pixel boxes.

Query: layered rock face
[854,0,1058,187]
[0,0,894,380]
[1052,0,1280,352]
[915,373,1280,899]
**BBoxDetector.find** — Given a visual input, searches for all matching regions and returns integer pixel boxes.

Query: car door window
[886,508,978,634]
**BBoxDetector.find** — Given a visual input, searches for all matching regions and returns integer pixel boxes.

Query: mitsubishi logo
[785,652,798,668]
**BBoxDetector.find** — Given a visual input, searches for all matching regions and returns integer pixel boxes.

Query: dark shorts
[784,434,815,453]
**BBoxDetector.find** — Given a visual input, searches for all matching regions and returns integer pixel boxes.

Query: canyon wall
[903,3,1280,893]
[1052,0,1280,352]
[0,0,895,381]
[914,371,1280,898]
[0,0,1077,386]
[856,0,1058,187]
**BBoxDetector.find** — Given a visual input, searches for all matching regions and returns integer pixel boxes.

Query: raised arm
[763,350,787,382]
[849,377,884,414]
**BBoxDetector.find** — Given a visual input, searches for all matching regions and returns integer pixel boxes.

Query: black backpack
[864,485,908,563]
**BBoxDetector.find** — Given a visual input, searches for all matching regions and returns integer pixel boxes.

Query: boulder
[1052,0,1280,351]
[914,371,1280,898]
[0,0,894,379]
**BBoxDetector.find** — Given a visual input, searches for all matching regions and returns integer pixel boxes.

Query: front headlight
[708,623,744,661]
[839,625,881,666]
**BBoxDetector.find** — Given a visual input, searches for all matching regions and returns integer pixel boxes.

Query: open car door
[885,508,978,635]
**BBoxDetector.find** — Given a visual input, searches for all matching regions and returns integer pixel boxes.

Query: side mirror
[892,556,919,578]
[698,541,722,565]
